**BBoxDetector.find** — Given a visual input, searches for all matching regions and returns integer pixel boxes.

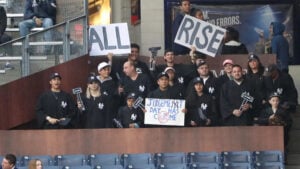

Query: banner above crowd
[168,4,293,58]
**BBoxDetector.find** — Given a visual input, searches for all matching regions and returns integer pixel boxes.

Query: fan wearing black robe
[220,65,256,126]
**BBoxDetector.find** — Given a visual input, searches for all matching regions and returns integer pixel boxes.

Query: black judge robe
[220,79,256,126]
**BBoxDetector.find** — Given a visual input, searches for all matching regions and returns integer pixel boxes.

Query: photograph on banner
[144,98,185,126]
[174,15,226,57]
[89,23,131,56]
[168,4,293,60]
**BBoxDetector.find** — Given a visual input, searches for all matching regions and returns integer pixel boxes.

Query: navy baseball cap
[88,75,100,84]
[127,92,137,100]
[193,77,204,85]
[268,92,280,100]
[197,60,207,68]
[157,72,169,80]
[248,54,260,61]
[50,72,62,80]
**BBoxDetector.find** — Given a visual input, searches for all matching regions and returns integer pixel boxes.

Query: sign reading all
[174,15,226,57]
[89,23,131,56]
[144,98,185,126]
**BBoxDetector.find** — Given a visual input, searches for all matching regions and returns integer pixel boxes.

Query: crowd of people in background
[0,0,298,164]
[1,0,297,135]
[0,0,296,133]
[36,43,298,131]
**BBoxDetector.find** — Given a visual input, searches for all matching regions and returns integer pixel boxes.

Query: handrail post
[22,35,30,77]
[83,0,89,54]
[64,21,71,61]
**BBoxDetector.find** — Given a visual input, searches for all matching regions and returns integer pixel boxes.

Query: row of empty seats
[0,150,284,169]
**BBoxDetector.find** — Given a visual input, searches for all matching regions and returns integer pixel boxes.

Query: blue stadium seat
[157,163,188,169]
[221,151,252,164]
[222,163,252,169]
[62,165,92,169]
[254,162,285,169]
[87,154,120,167]
[126,163,156,169]
[190,163,220,169]
[121,153,153,167]
[188,152,221,164]
[16,167,28,169]
[16,164,56,169]
[20,155,54,166]
[54,154,87,166]
[43,166,61,169]
[15,156,23,167]
[155,152,187,166]
[253,151,284,163]
[94,164,124,169]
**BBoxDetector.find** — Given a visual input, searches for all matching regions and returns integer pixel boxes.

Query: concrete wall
[111,0,141,50]
[140,0,165,56]
[111,0,164,56]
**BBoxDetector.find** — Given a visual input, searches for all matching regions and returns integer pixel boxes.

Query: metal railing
[0,0,88,85]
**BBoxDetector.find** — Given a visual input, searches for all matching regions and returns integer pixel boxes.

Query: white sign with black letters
[174,15,226,57]
[89,23,131,56]
[145,98,185,126]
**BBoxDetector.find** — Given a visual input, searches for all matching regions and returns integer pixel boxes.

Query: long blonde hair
[86,83,101,99]
[28,159,42,169]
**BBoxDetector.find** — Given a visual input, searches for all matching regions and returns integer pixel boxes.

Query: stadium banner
[175,15,226,57]
[199,4,293,57]
[89,23,131,56]
[170,4,293,58]
[144,98,185,126]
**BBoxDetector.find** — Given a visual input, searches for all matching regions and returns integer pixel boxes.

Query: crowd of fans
[36,43,298,131]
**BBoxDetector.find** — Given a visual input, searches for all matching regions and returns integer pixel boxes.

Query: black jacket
[24,0,57,24]
[36,90,76,129]
[0,6,7,36]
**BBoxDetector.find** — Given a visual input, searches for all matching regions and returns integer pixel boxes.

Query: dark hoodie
[24,0,57,24]
[271,22,289,72]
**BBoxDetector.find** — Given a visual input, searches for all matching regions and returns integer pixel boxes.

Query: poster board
[144,98,185,126]
[89,23,131,56]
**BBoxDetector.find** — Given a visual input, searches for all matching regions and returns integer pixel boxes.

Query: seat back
[188,152,221,164]
[88,154,120,166]
[222,163,252,169]
[190,163,220,169]
[21,166,60,169]
[158,163,188,169]
[155,152,187,166]
[253,151,284,163]
[221,151,252,164]
[121,153,153,167]
[254,162,285,169]
[126,163,156,169]
[20,155,54,166]
[63,165,92,169]
[94,164,124,169]
[16,167,28,169]
[43,166,61,169]
[55,154,87,166]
